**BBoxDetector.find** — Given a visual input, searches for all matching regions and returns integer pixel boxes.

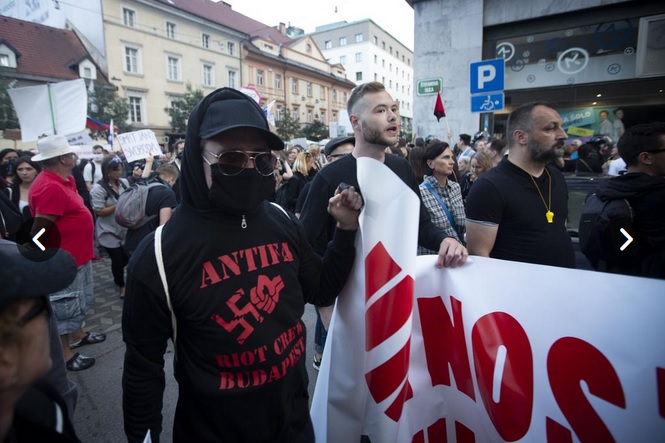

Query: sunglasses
[16,296,51,327]
[202,150,278,176]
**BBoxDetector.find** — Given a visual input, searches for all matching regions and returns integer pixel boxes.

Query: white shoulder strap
[270,201,290,219]
[154,224,177,345]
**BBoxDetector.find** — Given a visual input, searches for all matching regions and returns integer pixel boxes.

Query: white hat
[32,135,79,161]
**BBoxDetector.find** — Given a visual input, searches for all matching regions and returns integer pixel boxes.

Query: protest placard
[117,129,162,163]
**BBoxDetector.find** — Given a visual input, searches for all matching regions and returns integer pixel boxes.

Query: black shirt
[466,156,575,268]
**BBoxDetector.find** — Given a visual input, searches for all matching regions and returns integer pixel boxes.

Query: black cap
[324,136,355,156]
[0,240,77,312]
[198,88,284,151]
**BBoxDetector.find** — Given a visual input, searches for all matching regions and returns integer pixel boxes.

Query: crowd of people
[0,80,663,442]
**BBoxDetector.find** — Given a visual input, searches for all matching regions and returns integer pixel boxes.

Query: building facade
[408,0,665,141]
[310,19,414,134]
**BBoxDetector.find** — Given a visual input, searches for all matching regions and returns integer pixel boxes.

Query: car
[564,172,613,270]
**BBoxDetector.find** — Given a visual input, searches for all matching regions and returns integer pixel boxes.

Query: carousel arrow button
[619,228,633,251]
[32,228,46,251]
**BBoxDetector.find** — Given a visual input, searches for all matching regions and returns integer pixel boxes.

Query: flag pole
[47,83,57,135]
[443,117,452,142]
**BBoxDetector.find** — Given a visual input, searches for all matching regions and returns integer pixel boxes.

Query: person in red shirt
[29,135,106,371]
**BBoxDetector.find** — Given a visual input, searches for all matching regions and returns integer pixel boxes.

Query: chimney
[279,22,286,35]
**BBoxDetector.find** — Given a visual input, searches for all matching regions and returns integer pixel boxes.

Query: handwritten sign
[117,130,162,163]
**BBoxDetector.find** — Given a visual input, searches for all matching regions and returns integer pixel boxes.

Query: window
[292,78,299,94]
[321,109,326,122]
[356,72,362,81]
[339,37,347,46]
[355,33,363,43]
[382,59,385,67]
[124,46,141,74]
[374,55,377,63]
[390,46,393,55]
[355,52,362,62]
[275,74,282,90]
[382,76,385,84]
[227,42,235,55]
[373,36,378,44]
[228,70,237,88]
[332,89,337,102]
[374,73,378,81]
[325,40,332,49]
[340,55,346,64]
[292,106,299,118]
[396,66,399,74]
[203,64,214,87]
[276,106,283,121]
[396,50,399,58]
[306,43,312,53]
[127,94,144,123]
[201,33,210,49]
[307,109,313,123]
[390,63,392,71]
[0,54,9,67]
[382,41,385,50]
[307,82,312,97]
[167,56,181,81]
[342,92,347,103]
[83,67,92,78]
[389,80,392,88]
[166,22,177,39]
[257,69,264,86]
[320,86,326,100]
[122,8,136,27]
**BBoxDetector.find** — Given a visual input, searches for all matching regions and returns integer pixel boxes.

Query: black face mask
[208,167,275,215]
[0,159,17,177]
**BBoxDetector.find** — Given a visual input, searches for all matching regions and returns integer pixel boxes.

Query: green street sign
[417,78,443,96]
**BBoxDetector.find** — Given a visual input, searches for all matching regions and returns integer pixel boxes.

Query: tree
[301,120,328,142]
[165,83,204,133]
[0,77,19,130]
[275,110,301,141]
[87,80,132,138]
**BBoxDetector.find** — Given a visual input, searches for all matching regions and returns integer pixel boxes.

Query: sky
[230,0,415,50]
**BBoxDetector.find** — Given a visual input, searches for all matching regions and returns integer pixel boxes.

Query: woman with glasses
[90,157,129,298]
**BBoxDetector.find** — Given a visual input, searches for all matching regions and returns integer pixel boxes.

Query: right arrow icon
[619,228,633,251]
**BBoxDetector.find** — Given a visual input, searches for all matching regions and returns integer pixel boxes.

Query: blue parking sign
[470,58,505,94]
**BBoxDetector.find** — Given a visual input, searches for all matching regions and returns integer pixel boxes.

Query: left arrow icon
[32,228,46,251]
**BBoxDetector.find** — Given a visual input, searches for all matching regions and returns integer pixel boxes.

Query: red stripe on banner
[658,367,665,419]
[427,418,448,443]
[365,242,402,302]
[365,276,413,351]
[411,430,424,443]
[384,380,413,421]
[365,339,411,404]
[455,421,476,443]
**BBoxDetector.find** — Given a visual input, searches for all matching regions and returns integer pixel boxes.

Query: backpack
[578,193,638,271]
[114,181,163,229]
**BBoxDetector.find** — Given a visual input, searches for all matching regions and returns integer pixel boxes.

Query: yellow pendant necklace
[527,168,554,223]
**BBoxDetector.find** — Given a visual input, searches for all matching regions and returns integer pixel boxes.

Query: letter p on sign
[470,58,505,94]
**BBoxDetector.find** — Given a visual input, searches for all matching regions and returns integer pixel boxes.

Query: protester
[0,240,82,442]
[459,150,493,203]
[593,122,665,278]
[122,87,362,443]
[456,134,474,161]
[8,156,41,244]
[83,145,105,191]
[29,135,106,371]
[275,151,313,213]
[465,101,575,268]
[90,157,130,298]
[299,81,468,271]
[418,140,466,255]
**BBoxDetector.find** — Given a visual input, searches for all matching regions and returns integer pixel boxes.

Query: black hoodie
[122,88,357,443]
[595,172,665,278]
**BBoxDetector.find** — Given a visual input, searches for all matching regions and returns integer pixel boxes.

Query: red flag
[433,89,445,121]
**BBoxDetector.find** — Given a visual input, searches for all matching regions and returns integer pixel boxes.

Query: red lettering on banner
[472,312,533,441]
[365,339,411,419]
[419,297,476,401]
[547,337,626,441]
[658,367,665,419]
[412,429,425,443]
[545,417,573,443]
[428,418,448,442]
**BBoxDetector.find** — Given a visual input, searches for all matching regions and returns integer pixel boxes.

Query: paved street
[70,255,320,442]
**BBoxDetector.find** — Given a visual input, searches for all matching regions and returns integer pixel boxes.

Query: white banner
[8,79,87,142]
[311,158,665,442]
[117,129,162,163]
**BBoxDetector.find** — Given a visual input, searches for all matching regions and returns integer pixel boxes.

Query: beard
[361,121,398,147]
[529,139,564,164]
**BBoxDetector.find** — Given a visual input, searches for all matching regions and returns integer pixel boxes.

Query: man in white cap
[29,135,106,372]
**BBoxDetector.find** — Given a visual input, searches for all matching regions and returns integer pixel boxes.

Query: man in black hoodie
[594,122,665,279]
[121,88,362,443]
